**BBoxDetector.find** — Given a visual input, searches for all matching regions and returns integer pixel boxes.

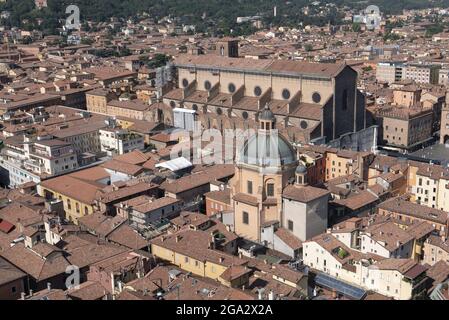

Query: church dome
[296,163,307,174]
[238,131,297,168]
[259,104,275,121]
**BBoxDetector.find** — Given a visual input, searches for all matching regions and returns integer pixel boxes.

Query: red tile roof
[0,219,15,234]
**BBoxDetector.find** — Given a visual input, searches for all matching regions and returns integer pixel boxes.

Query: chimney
[219,257,224,263]
[175,235,181,243]
[47,282,51,292]
[20,292,26,300]
[29,289,33,296]
[268,290,275,300]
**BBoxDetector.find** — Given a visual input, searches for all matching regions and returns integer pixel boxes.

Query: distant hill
[1,0,449,35]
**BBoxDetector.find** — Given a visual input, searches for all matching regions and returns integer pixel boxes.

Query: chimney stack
[47,282,51,292]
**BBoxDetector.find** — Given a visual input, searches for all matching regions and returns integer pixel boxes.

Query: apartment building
[298,149,326,186]
[376,61,404,84]
[38,167,111,223]
[360,221,414,259]
[24,138,78,175]
[377,196,448,236]
[422,235,449,266]
[52,121,107,158]
[87,67,137,87]
[150,230,250,287]
[378,107,433,150]
[376,86,434,152]
[106,100,150,120]
[204,188,232,217]
[403,162,449,213]
[118,196,182,231]
[402,63,441,84]
[0,136,78,187]
[303,233,428,300]
[86,89,116,114]
[99,128,145,156]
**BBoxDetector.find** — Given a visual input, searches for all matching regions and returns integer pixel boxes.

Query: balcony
[24,159,44,173]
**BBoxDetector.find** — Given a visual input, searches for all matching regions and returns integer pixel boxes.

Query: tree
[147,54,170,69]
[352,22,361,33]
[80,37,94,45]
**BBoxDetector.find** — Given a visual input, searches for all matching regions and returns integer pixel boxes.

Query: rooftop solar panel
[315,273,366,300]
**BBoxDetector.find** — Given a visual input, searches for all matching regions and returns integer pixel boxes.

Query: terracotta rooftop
[40,175,103,205]
[282,185,330,203]
[174,54,347,78]
[378,196,449,225]
[0,256,26,286]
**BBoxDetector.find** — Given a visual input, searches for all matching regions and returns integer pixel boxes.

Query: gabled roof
[174,54,347,78]
[282,185,330,203]
[1,243,71,281]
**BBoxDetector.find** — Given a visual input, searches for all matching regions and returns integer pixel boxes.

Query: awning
[155,157,192,172]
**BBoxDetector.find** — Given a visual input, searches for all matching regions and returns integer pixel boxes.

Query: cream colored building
[409,163,449,212]
[422,235,449,266]
[231,108,297,242]
[231,108,329,244]
[303,233,428,300]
